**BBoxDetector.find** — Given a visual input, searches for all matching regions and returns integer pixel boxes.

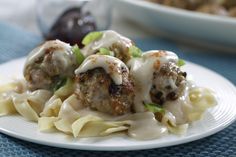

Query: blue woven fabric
[0,22,236,157]
[0,22,42,63]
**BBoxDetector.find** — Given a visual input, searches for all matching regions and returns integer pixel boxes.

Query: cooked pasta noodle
[38,117,58,131]
[164,86,217,124]
[40,95,62,117]
[78,121,121,137]
[72,115,102,137]
[184,87,217,122]
[162,111,188,135]
[11,90,52,121]
[0,94,16,116]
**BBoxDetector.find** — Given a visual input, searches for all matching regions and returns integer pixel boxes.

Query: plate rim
[0,57,236,151]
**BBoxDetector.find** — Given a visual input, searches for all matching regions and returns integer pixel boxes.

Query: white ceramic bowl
[115,0,236,49]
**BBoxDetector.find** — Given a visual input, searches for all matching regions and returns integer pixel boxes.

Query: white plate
[0,57,236,151]
[115,0,236,49]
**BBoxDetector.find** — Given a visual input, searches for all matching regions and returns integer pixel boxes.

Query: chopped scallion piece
[129,45,142,58]
[144,103,165,113]
[55,78,74,96]
[177,59,185,67]
[82,31,103,46]
[53,78,67,92]
[72,44,85,65]
[98,47,112,56]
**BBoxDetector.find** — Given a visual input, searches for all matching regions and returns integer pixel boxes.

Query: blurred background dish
[148,0,236,17]
[115,0,236,51]
[37,0,112,46]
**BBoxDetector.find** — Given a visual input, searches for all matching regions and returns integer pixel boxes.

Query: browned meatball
[110,42,132,63]
[75,68,134,115]
[24,40,78,90]
[150,62,187,105]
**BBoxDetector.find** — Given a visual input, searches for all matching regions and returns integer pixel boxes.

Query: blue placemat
[0,22,236,157]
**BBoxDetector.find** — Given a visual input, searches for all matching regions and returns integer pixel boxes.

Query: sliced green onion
[53,78,67,92]
[98,47,112,56]
[129,45,142,58]
[177,59,185,67]
[82,31,103,46]
[72,44,85,65]
[55,78,75,97]
[144,103,165,113]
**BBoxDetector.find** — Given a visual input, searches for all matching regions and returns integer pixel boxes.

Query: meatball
[128,50,187,112]
[82,30,134,63]
[76,68,134,115]
[24,40,78,90]
[110,42,132,63]
[75,55,135,115]
[150,62,187,105]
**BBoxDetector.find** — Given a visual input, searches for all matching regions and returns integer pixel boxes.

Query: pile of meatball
[23,31,187,116]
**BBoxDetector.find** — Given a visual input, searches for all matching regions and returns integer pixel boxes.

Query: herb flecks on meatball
[150,62,187,105]
[76,68,134,115]
[24,40,78,90]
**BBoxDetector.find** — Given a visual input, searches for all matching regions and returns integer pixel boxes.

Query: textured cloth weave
[0,22,235,157]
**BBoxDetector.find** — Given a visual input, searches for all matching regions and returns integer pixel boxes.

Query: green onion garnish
[82,31,103,46]
[53,78,67,92]
[177,59,185,67]
[98,47,112,56]
[129,45,142,58]
[72,44,85,65]
[54,78,74,96]
[144,103,165,113]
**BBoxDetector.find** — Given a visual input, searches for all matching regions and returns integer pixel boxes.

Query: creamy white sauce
[75,54,129,85]
[163,97,188,125]
[82,30,133,57]
[52,51,71,70]
[122,112,168,140]
[58,94,84,122]
[128,50,178,112]
[59,102,168,140]
[163,82,195,125]
[162,111,177,126]
[76,108,115,120]
[24,40,74,74]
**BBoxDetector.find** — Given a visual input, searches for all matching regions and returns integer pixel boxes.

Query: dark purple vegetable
[45,7,96,46]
